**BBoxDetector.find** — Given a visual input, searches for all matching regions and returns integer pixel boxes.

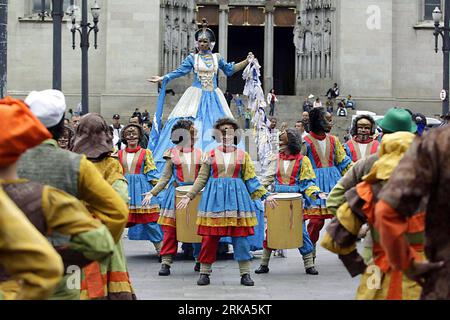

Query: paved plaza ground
[123,229,361,300]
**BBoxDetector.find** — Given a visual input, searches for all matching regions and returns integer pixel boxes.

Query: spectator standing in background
[313,97,322,108]
[224,91,233,108]
[267,89,278,116]
[234,94,245,118]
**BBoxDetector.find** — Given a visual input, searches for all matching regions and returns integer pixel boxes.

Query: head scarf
[0,97,52,167]
[72,113,113,160]
[363,131,415,183]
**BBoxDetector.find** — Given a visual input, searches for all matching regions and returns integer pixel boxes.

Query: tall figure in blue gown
[148,19,263,251]
[148,18,254,173]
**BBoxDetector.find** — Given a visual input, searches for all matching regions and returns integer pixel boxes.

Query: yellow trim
[129,207,160,215]
[157,216,176,227]
[196,217,258,227]
[108,282,134,293]
[251,187,268,200]
[304,207,331,216]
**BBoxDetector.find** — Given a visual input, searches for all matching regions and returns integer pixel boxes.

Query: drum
[175,186,202,243]
[266,193,303,250]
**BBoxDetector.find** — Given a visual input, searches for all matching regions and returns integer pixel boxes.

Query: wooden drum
[266,193,303,249]
[175,186,202,243]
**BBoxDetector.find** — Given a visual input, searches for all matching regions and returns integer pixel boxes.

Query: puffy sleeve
[334,138,353,176]
[163,54,194,81]
[299,156,320,199]
[242,152,270,200]
[144,149,158,186]
[217,54,236,77]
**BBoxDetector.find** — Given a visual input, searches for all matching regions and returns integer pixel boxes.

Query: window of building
[424,0,441,20]
[31,0,72,14]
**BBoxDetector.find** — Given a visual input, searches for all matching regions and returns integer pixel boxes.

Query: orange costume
[321,132,424,300]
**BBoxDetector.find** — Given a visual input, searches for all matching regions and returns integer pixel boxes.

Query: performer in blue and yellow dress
[142,119,203,276]
[118,124,163,253]
[256,129,322,276]
[177,118,277,287]
[302,108,353,251]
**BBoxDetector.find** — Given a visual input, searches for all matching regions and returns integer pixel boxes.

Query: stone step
[161,94,357,142]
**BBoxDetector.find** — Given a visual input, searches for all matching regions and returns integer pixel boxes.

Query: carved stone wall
[161,0,197,75]
[294,0,334,82]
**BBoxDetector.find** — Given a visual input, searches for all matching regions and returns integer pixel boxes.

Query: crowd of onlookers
[61,107,153,151]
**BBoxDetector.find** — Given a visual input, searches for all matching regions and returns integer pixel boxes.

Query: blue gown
[150,52,238,174]
[149,52,264,250]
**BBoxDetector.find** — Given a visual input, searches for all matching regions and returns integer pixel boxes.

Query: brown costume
[376,126,450,299]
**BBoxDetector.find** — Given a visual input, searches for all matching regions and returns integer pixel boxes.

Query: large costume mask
[121,124,143,147]
[279,129,302,155]
[309,107,328,134]
[351,115,376,142]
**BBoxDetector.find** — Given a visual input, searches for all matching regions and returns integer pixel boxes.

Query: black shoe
[306,267,319,275]
[194,262,200,272]
[158,264,171,276]
[240,274,255,286]
[254,265,269,274]
[197,274,210,286]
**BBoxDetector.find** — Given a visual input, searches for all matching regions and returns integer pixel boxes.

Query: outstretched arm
[218,52,254,77]
[148,54,195,83]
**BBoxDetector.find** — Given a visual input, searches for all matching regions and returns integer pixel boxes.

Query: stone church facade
[4,0,445,119]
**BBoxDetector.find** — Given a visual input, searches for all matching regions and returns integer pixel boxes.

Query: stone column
[218,1,229,92]
[264,2,275,93]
